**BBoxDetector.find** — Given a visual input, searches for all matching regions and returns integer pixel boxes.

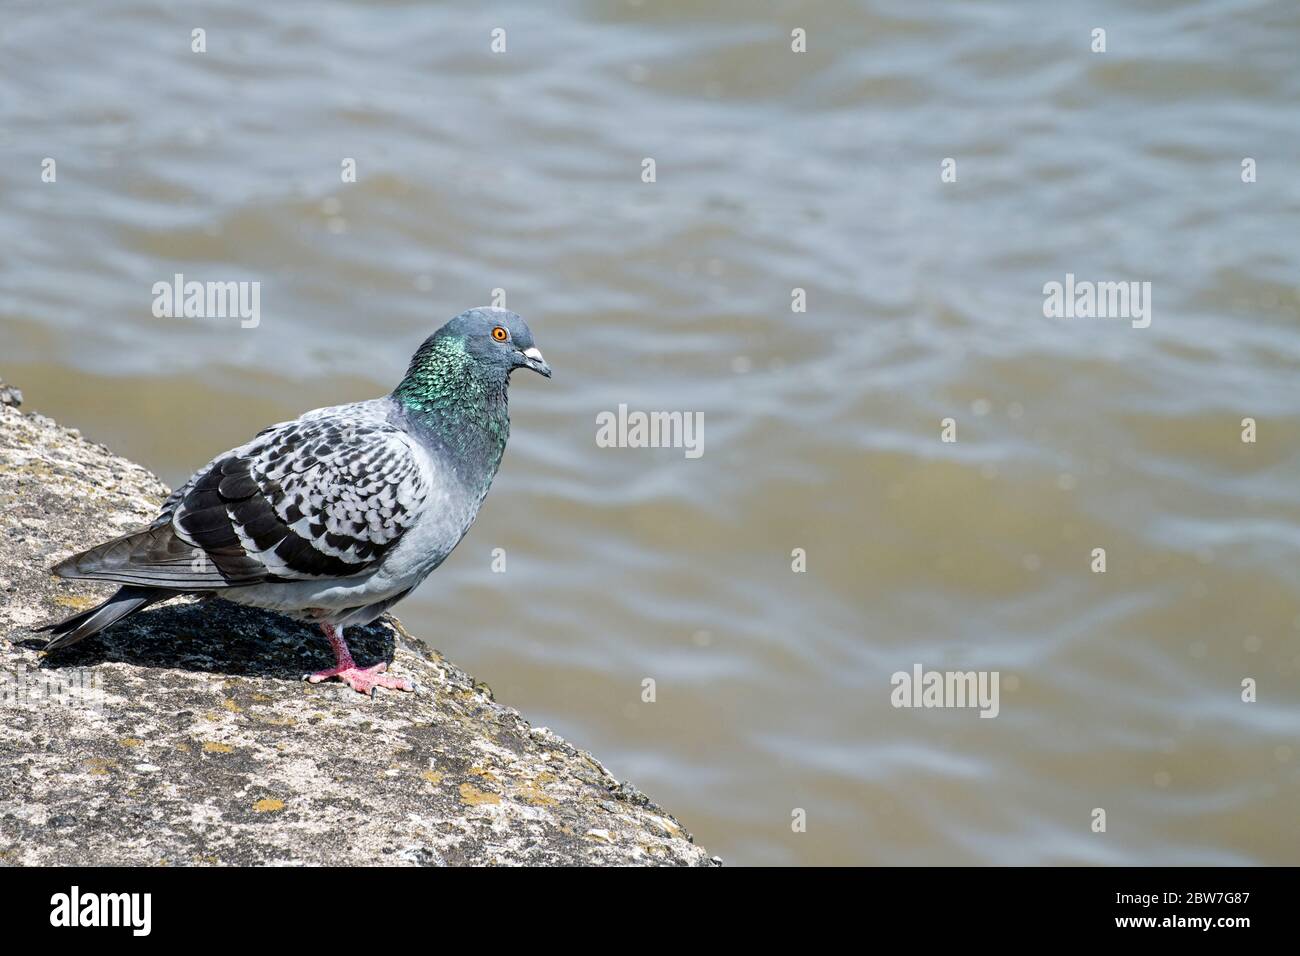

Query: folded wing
[54,413,429,589]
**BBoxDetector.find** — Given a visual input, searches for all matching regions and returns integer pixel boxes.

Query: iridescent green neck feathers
[392,334,510,478]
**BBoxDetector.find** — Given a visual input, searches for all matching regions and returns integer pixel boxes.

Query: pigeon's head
[396,307,550,413]
[443,307,551,380]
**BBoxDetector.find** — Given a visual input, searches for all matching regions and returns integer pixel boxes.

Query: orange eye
[491,326,509,342]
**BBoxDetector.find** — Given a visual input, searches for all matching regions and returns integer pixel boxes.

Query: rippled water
[3,1,1300,865]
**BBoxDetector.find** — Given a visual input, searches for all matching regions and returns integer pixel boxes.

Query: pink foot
[305,622,414,697]
[307,661,413,696]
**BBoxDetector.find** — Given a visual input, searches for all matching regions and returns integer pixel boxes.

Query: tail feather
[35,585,172,652]
[51,525,232,589]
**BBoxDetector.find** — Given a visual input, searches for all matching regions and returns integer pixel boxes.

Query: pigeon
[37,307,551,695]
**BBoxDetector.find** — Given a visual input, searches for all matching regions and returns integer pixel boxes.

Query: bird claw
[304,662,413,696]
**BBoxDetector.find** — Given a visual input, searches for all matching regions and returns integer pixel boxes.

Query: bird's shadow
[21,599,398,682]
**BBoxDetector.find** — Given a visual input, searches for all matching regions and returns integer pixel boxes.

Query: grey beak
[522,346,552,378]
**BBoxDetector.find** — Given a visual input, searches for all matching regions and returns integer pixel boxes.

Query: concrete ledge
[0,393,712,866]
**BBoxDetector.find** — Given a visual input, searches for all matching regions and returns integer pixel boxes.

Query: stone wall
[0,390,712,866]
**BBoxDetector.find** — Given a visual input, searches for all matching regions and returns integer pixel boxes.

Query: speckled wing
[55,412,430,589]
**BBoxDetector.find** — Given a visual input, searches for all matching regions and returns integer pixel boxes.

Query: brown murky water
[3,1,1300,865]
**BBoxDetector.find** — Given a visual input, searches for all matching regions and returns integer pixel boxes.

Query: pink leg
[306,623,413,696]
